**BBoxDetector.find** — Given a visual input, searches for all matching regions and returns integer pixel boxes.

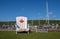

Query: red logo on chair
[19,19,24,23]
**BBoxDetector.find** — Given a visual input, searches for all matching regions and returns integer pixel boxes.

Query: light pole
[46,0,49,25]
[31,17,34,26]
[38,14,40,26]
[37,13,41,26]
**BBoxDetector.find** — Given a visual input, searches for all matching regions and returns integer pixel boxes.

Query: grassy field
[0,31,60,39]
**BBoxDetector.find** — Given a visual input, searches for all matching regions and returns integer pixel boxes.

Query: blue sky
[0,0,60,21]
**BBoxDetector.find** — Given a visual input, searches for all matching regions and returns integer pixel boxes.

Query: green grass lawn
[0,31,60,39]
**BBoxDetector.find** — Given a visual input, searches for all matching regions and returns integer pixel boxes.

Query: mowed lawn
[0,31,60,39]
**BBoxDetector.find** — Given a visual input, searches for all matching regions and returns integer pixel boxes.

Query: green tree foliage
[0,20,60,25]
